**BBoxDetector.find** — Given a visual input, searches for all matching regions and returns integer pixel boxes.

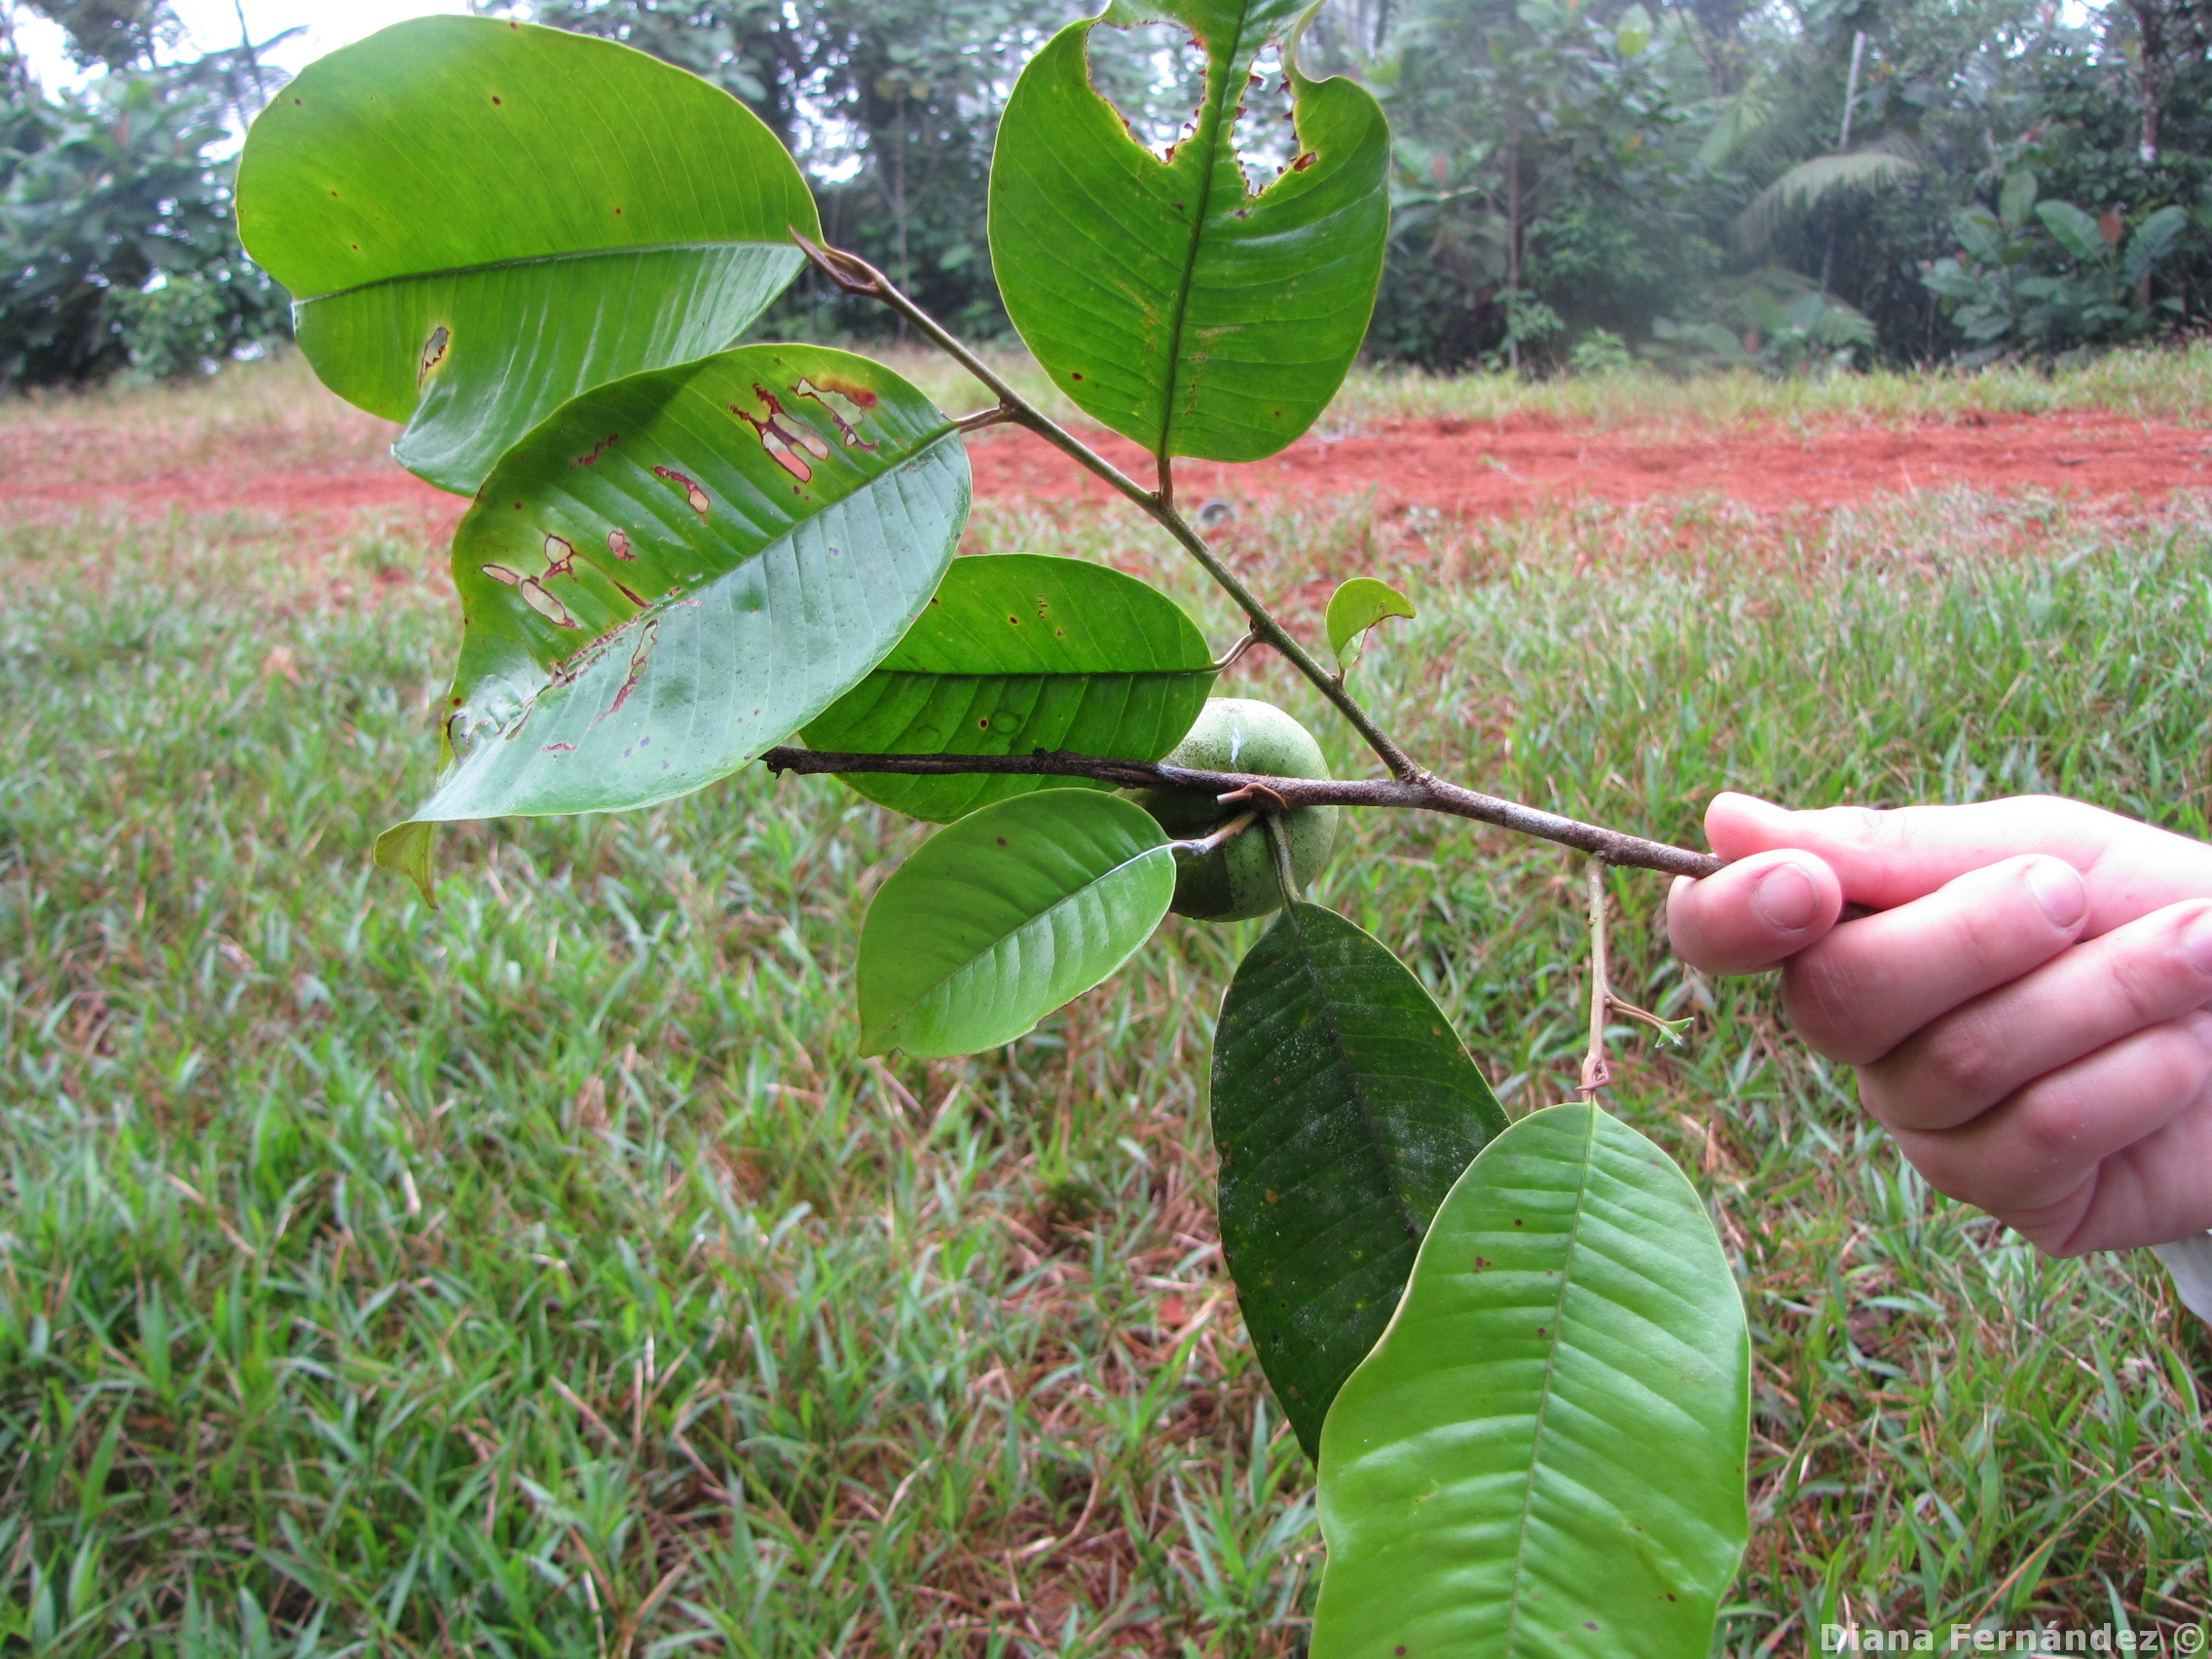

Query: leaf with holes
[858,792,1175,1056]
[238,17,819,496]
[383,344,964,869]
[801,553,1216,823]
[1323,576,1414,669]
[988,0,1389,462]
[1213,901,1505,1457]
[1310,1101,1751,1659]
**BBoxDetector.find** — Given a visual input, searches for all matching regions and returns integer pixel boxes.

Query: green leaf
[1323,576,1415,668]
[397,344,966,830]
[1613,4,1653,55]
[1310,1101,1751,1659]
[238,18,820,496]
[2037,200,2109,265]
[858,793,1175,1056]
[988,0,1389,462]
[801,554,1216,823]
[1212,902,1507,1457]
[372,821,437,906]
[1998,166,2038,228]
[2122,203,2191,288]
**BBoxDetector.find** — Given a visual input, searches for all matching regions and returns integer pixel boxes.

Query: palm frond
[1734,143,1922,251]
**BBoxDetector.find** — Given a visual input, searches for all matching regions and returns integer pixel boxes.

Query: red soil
[5,408,2207,531]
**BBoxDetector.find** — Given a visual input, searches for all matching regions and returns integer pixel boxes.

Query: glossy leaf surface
[989,0,1389,462]
[858,792,1174,1056]
[1212,901,1505,1456]
[401,344,966,830]
[803,553,1215,823]
[238,17,819,494]
[1324,576,1415,666]
[1311,1102,1751,1659]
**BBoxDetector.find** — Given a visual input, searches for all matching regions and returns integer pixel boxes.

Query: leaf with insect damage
[1310,1102,1751,1659]
[858,792,1175,1056]
[989,0,1389,462]
[801,554,1216,823]
[373,344,965,897]
[1323,576,1414,669]
[239,17,819,496]
[1212,900,1504,1457]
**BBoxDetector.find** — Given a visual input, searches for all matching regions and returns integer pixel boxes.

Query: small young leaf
[989,0,1389,462]
[858,793,1175,1057]
[393,344,967,833]
[802,554,1215,823]
[1311,1102,1751,1659]
[239,18,820,495]
[1212,901,1506,1456]
[1998,166,2038,228]
[1323,576,1415,668]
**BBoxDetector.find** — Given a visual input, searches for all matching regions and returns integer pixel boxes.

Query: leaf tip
[373,820,438,906]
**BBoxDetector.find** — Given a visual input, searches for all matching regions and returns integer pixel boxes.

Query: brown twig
[790,230,1421,783]
[757,748,1721,878]
[1579,856,1613,1099]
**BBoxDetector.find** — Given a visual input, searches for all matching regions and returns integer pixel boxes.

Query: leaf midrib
[894,840,1170,1040]
[484,422,962,696]
[1498,1103,1598,1659]
[1287,903,1425,1243]
[297,239,797,306]
[1153,2,1258,464]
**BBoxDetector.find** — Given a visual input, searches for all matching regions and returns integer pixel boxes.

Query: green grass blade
[238,17,820,495]
[802,553,1216,822]
[1212,900,1506,1456]
[1312,1102,1751,1658]
[988,0,1388,461]
[857,792,1175,1056]
[406,344,966,827]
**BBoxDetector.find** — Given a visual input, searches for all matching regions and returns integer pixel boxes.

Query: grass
[2,363,2210,1653]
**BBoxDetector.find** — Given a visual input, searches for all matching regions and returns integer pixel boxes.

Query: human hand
[1666,793,2212,1255]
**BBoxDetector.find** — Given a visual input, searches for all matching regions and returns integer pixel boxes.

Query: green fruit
[1123,697,1340,922]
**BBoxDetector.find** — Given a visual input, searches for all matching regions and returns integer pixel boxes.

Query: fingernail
[2183,910,2212,977]
[1751,862,1819,932]
[2025,858,2085,927]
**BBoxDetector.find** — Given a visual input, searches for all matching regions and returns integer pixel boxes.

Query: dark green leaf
[802,553,1215,823]
[988,0,1389,462]
[2036,200,2108,265]
[858,792,1175,1056]
[238,17,820,495]
[1311,1102,1751,1658]
[395,344,966,830]
[1212,901,1506,1457]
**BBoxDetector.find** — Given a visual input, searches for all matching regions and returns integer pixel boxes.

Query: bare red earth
[5,408,2208,529]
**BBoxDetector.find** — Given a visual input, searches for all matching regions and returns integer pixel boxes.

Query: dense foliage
[3,0,2209,381]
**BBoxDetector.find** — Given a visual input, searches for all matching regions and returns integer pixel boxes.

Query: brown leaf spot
[652,465,711,518]
[607,529,634,561]
[1290,151,1317,171]
[417,324,450,387]
[480,564,523,587]
[542,535,576,579]
[518,577,580,629]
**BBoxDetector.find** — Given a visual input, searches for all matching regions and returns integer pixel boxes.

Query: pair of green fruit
[1124,698,1339,922]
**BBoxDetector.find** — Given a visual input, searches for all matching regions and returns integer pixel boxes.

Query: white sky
[16,0,473,94]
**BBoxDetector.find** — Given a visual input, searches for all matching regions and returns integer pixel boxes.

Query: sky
[15,0,473,94]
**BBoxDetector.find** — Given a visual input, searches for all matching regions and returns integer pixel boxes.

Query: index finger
[1702,793,2193,926]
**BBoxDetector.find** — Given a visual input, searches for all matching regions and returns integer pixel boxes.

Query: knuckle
[1781,950,1878,1061]
[1909,1012,2016,1108]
